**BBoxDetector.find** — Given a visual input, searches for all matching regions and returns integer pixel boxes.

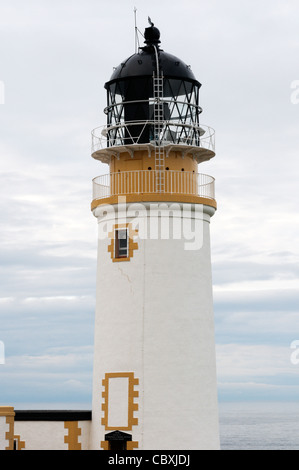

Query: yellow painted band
[91,194,217,211]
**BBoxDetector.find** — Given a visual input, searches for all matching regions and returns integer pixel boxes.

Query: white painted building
[89,21,220,450]
[0,20,219,451]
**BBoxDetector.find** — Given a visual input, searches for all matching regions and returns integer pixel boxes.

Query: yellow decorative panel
[101,372,139,431]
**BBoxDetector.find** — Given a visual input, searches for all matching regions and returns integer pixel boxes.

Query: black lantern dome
[107,49,199,84]
[104,22,203,147]
[107,39,200,86]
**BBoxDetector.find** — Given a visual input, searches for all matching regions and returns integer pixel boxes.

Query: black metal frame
[104,77,202,147]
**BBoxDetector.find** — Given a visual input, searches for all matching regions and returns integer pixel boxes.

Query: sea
[219,402,299,450]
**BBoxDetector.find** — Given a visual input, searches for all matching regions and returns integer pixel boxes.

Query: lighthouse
[89,20,220,450]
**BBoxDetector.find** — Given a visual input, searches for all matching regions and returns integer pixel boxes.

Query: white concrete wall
[90,202,219,450]
[80,421,91,450]
[14,420,91,450]
[0,416,9,450]
[14,421,67,450]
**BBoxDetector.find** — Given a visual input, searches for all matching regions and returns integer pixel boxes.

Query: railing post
[92,171,215,202]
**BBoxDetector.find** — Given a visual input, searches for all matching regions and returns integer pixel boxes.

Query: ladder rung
[153,74,165,184]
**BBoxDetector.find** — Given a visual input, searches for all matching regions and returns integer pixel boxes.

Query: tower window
[115,229,128,258]
[108,223,138,262]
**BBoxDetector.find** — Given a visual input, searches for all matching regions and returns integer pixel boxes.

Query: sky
[0,0,299,411]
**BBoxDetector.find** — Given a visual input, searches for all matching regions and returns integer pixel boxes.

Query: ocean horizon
[219,401,299,450]
[8,399,299,450]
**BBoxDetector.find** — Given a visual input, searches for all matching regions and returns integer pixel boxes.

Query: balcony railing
[91,121,215,155]
[92,170,215,202]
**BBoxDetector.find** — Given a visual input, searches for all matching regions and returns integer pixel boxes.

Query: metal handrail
[104,98,202,115]
[91,121,215,154]
[92,170,215,201]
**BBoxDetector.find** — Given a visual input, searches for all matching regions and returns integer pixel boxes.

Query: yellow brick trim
[13,435,25,450]
[101,440,109,450]
[5,415,15,451]
[64,421,82,450]
[0,407,15,451]
[92,193,217,210]
[127,441,139,450]
[108,223,138,262]
[101,372,139,431]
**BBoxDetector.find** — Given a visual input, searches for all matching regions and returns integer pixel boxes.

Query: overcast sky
[0,0,299,411]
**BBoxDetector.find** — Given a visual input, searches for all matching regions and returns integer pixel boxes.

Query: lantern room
[91,21,216,207]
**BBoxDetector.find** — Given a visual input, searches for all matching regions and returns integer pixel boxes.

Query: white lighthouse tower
[90,21,219,450]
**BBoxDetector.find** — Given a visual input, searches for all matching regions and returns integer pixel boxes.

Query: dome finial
[144,17,161,46]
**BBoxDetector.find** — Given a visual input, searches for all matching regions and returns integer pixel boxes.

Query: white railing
[91,121,215,154]
[92,170,215,201]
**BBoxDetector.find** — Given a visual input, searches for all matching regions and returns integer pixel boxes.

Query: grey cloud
[1,0,299,408]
